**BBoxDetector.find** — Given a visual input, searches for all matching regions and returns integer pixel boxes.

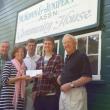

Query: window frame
[64,31,102,80]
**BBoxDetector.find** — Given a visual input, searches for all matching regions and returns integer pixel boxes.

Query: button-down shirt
[24,54,40,70]
[24,53,40,110]
[61,50,92,85]
[32,53,63,95]
[0,54,10,89]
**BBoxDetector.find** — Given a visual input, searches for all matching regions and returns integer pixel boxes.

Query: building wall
[0,0,43,51]
[0,0,110,110]
[88,0,110,110]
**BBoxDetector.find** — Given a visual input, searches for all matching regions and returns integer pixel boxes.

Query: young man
[24,39,40,110]
[32,37,63,110]
[24,39,40,70]
[58,34,92,110]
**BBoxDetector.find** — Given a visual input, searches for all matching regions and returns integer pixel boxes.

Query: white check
[26,70,42,77]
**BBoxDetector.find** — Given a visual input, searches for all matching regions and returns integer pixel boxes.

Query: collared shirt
[24,54,40,70]
[0,54,10,88]
[0,55,4,74]
[61,50,92,85]
[32,53,63,95]
[24,53,40,110]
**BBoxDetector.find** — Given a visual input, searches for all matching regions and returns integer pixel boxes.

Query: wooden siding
[87,0,110,110]
[102,0,110,81]
[0,0,43,51]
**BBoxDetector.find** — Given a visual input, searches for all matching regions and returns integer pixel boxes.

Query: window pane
[75,31,101,78]
[77,37,87,53]
[37,45,43,56]
[88,55,98,75]
[88,34,99,54]
[55,42,58,53]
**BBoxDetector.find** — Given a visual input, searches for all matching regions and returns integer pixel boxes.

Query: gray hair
[62,34,76,42]
[0,41,10,47]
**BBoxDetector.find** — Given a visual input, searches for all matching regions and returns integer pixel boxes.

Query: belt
[37,92,56,96]
[45,92,56,96]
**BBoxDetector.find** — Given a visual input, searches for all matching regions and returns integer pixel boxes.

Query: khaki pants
[25,83,34,110]
[59,87,87,110]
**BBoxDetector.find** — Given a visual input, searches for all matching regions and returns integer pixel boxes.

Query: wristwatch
[70,82,75,88]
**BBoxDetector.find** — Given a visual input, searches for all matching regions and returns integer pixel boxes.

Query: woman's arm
[8,75,31,84]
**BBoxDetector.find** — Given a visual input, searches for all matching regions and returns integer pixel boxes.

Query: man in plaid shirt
[0,41,10,91]
[32,37,63,110]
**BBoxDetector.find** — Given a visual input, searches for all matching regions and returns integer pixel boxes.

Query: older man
[58,34,92,110]
[0,41,10,91]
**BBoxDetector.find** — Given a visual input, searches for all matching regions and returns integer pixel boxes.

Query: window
[36,40,60,56]
[64,31,101,80]
[76,31,101,80]
[36,43,43,56]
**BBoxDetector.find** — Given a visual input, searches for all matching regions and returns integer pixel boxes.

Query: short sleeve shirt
[61,50,92,85]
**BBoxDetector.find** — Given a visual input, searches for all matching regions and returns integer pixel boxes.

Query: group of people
[0,34,92,110]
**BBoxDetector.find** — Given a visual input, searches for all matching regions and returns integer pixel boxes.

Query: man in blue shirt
[57,34,92,110]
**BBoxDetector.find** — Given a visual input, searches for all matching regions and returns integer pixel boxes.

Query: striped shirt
[32,53,63,95]
[0,54,10,89]
[0,61,25,110]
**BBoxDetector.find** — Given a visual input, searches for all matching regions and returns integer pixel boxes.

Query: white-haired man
[57,34,92,110]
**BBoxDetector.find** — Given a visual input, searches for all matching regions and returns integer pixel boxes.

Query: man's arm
[60,76,92,92]
[71,76,92,87]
